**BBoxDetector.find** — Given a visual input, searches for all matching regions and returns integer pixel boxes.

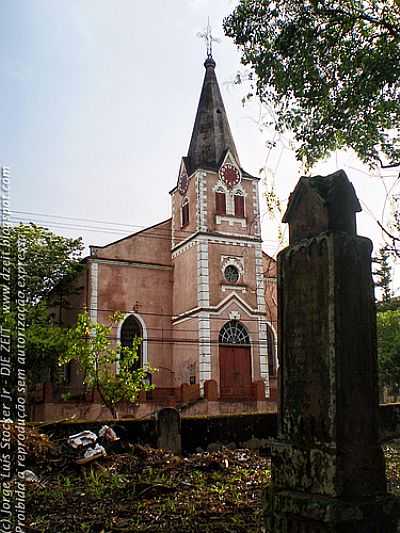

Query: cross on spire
[197,18,220,59]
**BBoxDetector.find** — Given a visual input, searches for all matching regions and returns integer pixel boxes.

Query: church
[33,50,278,421]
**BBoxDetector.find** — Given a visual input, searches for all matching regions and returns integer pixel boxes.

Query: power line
[54,303,277,326]
[9,214,282,246]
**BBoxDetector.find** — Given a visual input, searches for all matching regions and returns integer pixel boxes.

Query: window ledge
[215,215,246,227]
[221,284,247,293]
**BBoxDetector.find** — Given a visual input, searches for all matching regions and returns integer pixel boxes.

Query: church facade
[33,53,278,420]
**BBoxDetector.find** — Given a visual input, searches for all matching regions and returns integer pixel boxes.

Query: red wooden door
[220,345,252,400]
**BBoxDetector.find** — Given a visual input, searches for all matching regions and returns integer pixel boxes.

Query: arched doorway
[219,321,252,400]
[120,314,143,371]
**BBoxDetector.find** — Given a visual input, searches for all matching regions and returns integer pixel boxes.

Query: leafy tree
[8,223,83,303]
[377,295,400,313]
[377,309,400,396]
[373,246,393,302]
[59,312,156,419]
[224,1,400,253]
[1,223,84,387]
[224,0,400,169]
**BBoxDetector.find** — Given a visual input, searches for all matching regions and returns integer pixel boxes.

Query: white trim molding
[116,312,149,373]
[258,317,270,398]
[198,311,211,393]
[197,240,209,308]
[89,261,98,323]
[255,243,266,314]
[196,171,208,232]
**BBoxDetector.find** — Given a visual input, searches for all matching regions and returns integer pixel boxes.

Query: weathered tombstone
[265,170,399,532]
[157,407,181,454]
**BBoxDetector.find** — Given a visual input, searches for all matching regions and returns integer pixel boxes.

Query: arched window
[181,197,189,227]
[234,190,245,218]
[215,187,226,215]
[266,325,277,377]
[219,321,250,345]
[120,315,142,370]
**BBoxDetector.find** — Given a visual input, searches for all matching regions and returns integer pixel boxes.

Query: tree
[377,309,400,396]
[8,223,83,303]
[377,295,400,313]
[1,223,84,387]
[59,311,156,419]
[224,1,400,252]
[373,246,393,303]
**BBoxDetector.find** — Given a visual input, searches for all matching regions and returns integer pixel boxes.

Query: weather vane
[197,18,220,58]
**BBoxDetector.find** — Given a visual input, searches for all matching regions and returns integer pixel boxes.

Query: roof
[186,55,240,175]
[88,218,172,252]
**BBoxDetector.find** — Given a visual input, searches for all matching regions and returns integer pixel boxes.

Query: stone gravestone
[265,171,399,532]
[157,407,182,455]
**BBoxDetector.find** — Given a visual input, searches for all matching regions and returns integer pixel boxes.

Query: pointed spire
[187,55,240,173]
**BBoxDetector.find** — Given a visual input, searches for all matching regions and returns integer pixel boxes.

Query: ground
[23,430,400,532]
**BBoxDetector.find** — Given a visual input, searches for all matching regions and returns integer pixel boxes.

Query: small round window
[224,265,239,283]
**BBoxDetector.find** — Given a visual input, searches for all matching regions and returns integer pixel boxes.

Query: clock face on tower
[219,163,241,188]
[178,170,189,195]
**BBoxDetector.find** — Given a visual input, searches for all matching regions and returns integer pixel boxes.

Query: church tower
[170,52,275,400]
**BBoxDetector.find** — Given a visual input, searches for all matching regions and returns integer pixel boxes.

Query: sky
[1,0,399,292]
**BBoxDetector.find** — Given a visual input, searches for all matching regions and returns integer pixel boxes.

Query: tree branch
[376,156,400,170]
[315,2,400,39]
[377,220,400,243]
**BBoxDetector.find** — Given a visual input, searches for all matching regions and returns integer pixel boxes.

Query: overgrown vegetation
[23,428,400,533]
[59,312,156,418]
[26,434,271,532]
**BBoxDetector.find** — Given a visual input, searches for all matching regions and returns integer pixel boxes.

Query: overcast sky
[1,0,399,291]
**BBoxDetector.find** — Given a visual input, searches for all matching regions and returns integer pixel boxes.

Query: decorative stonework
[171,196,176,248]
[221,285,247,293]
[171,239,197,259]
[198,311,211,391]
[220,255,244,279]
[197,241,209,307]
[215,214,246,227]
[252,182,261,238]
[258,317,270,397]
[196,171,207,232]
[89,261,98,323]
[212,182,228,194]
[255,244,266,314]
[177,159,189,195]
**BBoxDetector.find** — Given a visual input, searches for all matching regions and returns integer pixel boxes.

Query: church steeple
[187,55,240,174]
